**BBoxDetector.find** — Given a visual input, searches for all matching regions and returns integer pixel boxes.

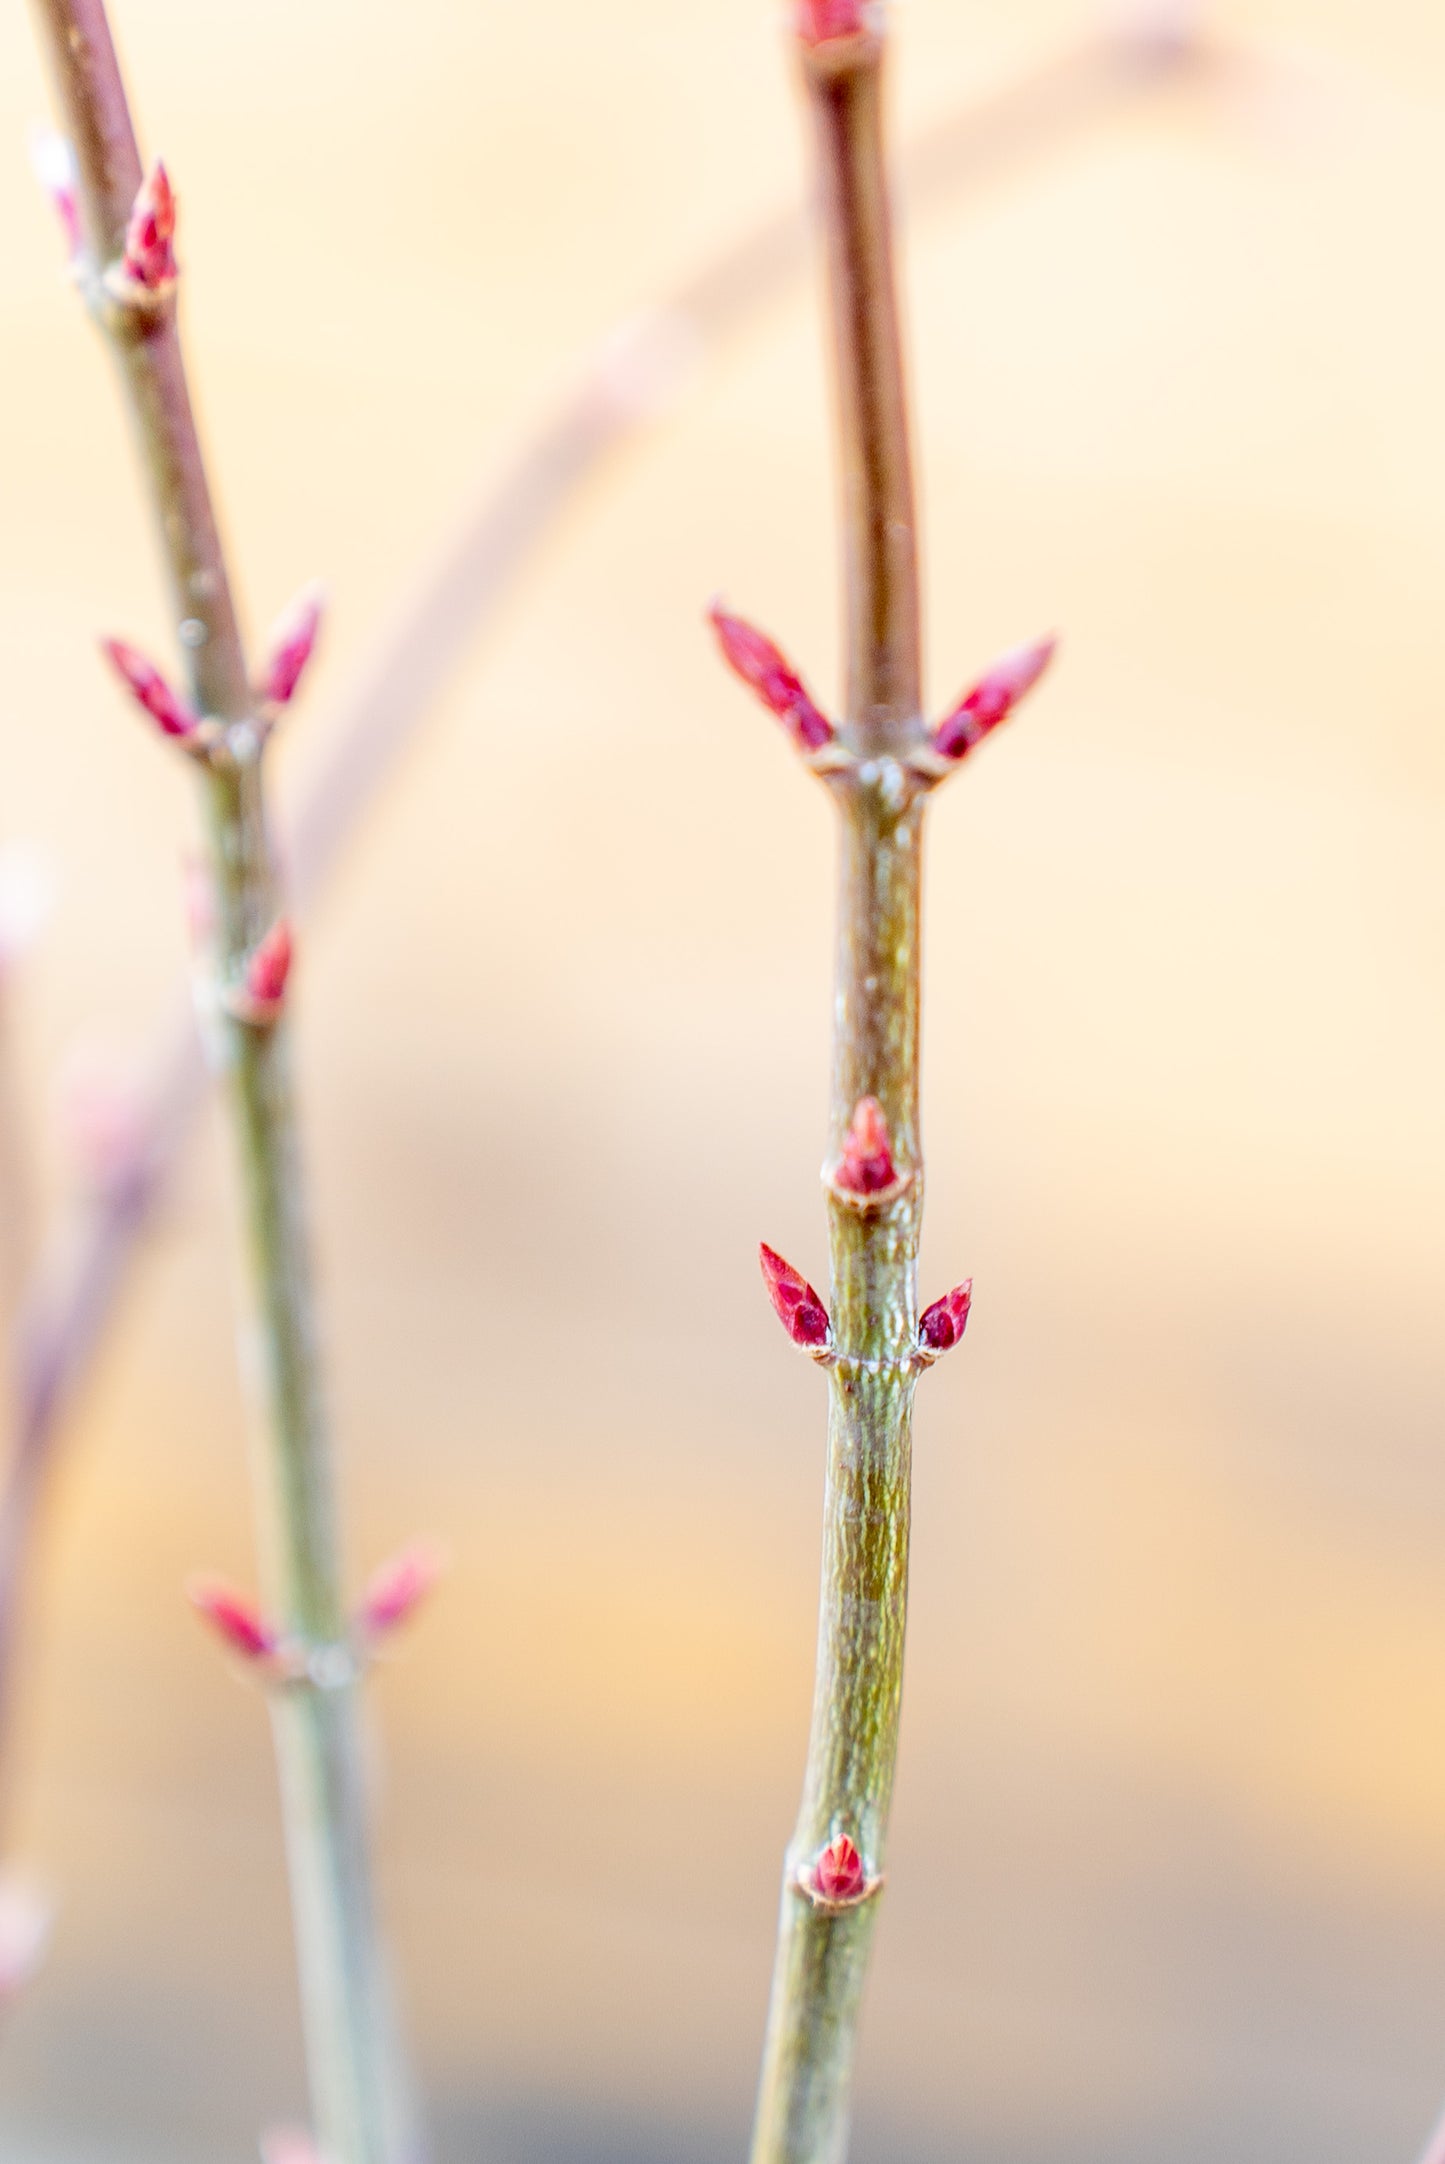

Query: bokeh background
[0,0,1443,2158]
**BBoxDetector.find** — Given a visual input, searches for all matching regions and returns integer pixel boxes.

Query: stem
[25,4,414,2156]
[750,25,928,2164]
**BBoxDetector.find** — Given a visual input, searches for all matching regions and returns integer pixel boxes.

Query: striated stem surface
[750,22,929,2164]
[26,3,414,2156]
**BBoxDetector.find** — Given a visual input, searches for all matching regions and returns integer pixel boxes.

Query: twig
[0,0,1226,1842]
[23,3,415,2156]
[718,7,1054,2158]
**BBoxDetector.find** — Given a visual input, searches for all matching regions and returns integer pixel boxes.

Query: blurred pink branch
[0,0,1232,1822]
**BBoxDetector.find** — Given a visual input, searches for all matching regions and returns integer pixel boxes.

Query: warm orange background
[0,1,1443,2159]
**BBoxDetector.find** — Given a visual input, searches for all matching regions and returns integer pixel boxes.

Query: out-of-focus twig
[0,0,1230,1815]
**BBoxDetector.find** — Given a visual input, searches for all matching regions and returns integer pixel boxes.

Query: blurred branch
[0,0,1232,1818]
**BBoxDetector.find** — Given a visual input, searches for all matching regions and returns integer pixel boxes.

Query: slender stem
[0,13,1220,1825]
[750,24,929,2164]
[25,4,414,2156]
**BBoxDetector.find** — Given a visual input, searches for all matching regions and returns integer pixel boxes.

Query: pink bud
[918,1279,973,1353]
[120,160,176,291]
[188,1577,277,1662]
[709,602,833,753]
[100,637,199,739]
[796,0,870,43]
[357,1541,444,1641]
[759,1243,831,1349]
[811,1834,867,1902]
[932,634,1056,762]
[836,1096,896,1195]
[244,920,293,1010]
[261,585,325,709]
[30,130,81,260]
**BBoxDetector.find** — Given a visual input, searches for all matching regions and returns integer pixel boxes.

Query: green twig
[25,3,415,2155]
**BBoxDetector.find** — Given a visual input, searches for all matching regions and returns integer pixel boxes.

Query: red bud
[188,1577,277,1662]
[811,1834,867,1902]
[357,1541,444,1641]
[709,603,833,753]
[244,920,293,1010]
[796,0,870,43]
[918,1279,972,1353]
[120,161,176,291]
[261,585,324,708]
[759,1243,831,1349]
[100,637,199,739]
[932,634,1056,762]
[835,1096,896,1195]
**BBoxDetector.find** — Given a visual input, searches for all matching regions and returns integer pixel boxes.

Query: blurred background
[0,0,1443,2158]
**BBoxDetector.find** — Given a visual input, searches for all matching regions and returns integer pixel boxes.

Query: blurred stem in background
[22,2,417,2157]
[717,6,1050,2157]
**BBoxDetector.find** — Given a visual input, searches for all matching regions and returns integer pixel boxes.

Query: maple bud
[709,602,833,754]
[796,0,871,44]
[101,637,199,740]
[357,1541,444,1642]
[835,1096,896,1195]
[759,1243,831,1350]
[244,920,293,1012]
[260,584,324,709]
[188,1577,278,1662]
[809,1834,867,1903]
[918,1279,973,1354]
[119,160,177,291]
[30,129,81,260]
[932,634,1056,762]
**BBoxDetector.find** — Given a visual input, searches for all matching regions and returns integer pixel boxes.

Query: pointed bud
[357,1541,444,1642]
[260,584,325,709]
[244,920,293,1011]
[0,1870,52,1999]
[100,637,199,740]
[918,1279,973,1353]
[759,1243,831,1349]
[836,1096,896,1195]
[796,0,872,44]
[811,1834,867,1902]
[709,602,833,753]
[932,635,1056,762]
[188,1577,278,1662]
[30,129,81,260]
[120,160,177,291]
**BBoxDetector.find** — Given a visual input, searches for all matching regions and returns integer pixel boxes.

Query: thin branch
[0,0,1227,1836]
[24,2,415,2156]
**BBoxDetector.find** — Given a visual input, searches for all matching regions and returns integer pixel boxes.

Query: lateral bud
[795,0,880,47]
[918,1279,973,1356]
[229,919,294,1026]
[259,584,325,711]
[831,1095,905,1202]
[188,1576,279,1664]
[931,634,1057,762]
[115,160,177,296]
[100,637,200,741]
[708,601,834,755]
[759,1243,831,1353]
[795,1832,881,1909]
[356,1540,445,1644]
